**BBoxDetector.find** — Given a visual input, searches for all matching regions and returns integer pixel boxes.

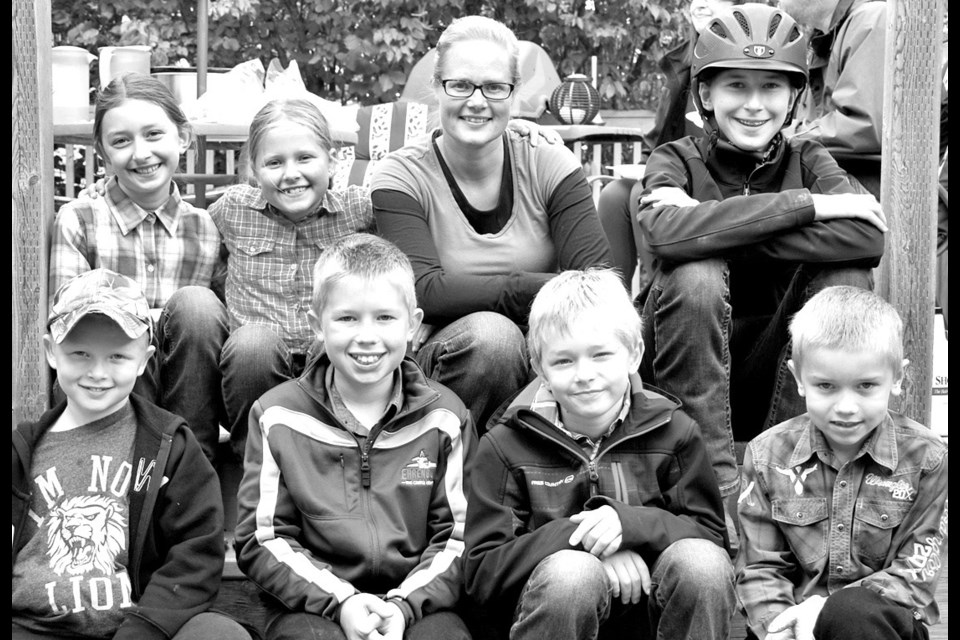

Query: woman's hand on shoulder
[507,119,564,147]
[77,177,109,201]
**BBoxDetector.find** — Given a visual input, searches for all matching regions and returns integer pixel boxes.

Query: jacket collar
[297,353,441,420]
[701,132,788,190]
[788,413,899,472]
[503,372,680,438]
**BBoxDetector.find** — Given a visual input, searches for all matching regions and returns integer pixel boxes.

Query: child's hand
[601,550,651,605]
[340,592,404,640]
[568,504,623,558]
[811,193,888,232]
[639,186,700,209]
[78,178,109,201]
[507,119,564,147]
[410,322,433,354]
[766,595,826,640]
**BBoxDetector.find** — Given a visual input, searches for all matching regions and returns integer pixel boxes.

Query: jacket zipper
[518,411,673,497]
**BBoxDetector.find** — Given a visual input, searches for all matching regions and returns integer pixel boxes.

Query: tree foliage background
[52,0,692,110]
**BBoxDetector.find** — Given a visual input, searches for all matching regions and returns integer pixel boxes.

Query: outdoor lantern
[549,73,600,125]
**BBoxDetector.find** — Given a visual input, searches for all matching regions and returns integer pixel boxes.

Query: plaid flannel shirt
[49,177,221,309]
[735,412,948,637]
[209,183,374,353]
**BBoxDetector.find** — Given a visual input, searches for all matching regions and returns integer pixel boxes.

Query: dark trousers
[746,587,929,640]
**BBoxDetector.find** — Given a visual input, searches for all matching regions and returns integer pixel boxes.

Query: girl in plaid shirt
[209,98,375,459]
[49,73,228,463]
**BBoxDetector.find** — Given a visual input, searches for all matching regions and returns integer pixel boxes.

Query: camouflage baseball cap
[47,269,153,344]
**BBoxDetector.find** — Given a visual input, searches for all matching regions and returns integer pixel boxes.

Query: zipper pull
[360,451,371,489]
[743,182,751,196]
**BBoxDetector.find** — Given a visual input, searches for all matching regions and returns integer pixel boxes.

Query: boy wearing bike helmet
[635,3,887,551]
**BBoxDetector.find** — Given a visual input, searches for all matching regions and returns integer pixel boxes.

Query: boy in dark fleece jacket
[12,269,250,640]
[634,3,888,541]
[464,268,734,640]
[234,233,475,640]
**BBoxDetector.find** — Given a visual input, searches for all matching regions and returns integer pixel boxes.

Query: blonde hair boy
[235,233,475,640]
[736,286,947,640]
[526,268,643,377]
[464,268,735,640]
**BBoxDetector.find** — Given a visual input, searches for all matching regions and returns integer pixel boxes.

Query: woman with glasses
[372,15,613,436]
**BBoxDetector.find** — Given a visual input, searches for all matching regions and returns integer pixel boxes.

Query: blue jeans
[596,178,645,283]
[813,587,929,640]
[416,312,530,435]
[264,607,471,640]
[12,612,254,640]
[220,324,322,460]
[135,286,229,463]
[511,539,735,640]
[640,259,873,499]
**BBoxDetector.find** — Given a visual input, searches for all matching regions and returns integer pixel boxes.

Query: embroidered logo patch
[401,449,437,486]
[864,473,916,501]
[775,463,818,496]
[530,474,576,488]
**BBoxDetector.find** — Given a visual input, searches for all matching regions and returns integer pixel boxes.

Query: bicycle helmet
[691,3,809,124]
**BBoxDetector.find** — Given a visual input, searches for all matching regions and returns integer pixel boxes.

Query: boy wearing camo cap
[12,269,252,640]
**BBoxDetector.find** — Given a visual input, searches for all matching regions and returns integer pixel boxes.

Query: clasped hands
[339,593,406,640]
[568,504,651,605]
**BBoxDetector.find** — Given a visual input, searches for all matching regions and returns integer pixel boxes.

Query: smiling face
[252,120,331,223]
[436,38,515,151]
[310,274,422,400]
[537,312,642,439]
[99,99,190,211]
[44,315,154,426]
[698,68,797,152]
[789,347,905,463]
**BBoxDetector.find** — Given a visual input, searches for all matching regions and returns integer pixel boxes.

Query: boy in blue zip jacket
[234,233,475,640]
[736,286,948,640]
[634,3,888,541]
[463,268,734,640]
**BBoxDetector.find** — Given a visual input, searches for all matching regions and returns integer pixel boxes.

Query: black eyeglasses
[440,79,515,101]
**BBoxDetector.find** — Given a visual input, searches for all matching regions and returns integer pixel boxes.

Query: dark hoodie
[463,374,727,614]
[12,394,225,640]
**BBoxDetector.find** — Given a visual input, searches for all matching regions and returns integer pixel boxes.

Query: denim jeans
[220,324,321,460]
[640,259,873,499]
[511,539,735,640]
[416,312,530,435]
[813,586,929,640]
[596,178,644,283]
[264,607,471,640]
[135,286,229,463]
[12,612,253,640]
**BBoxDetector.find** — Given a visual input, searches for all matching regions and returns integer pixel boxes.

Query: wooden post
[879,0,944,424]
[194,0,209,208]
[13,0,54,426]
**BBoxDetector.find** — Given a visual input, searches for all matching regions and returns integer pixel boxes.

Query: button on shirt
[209,183,374,353]
[735,412,948,637]
[49,177,221,309]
